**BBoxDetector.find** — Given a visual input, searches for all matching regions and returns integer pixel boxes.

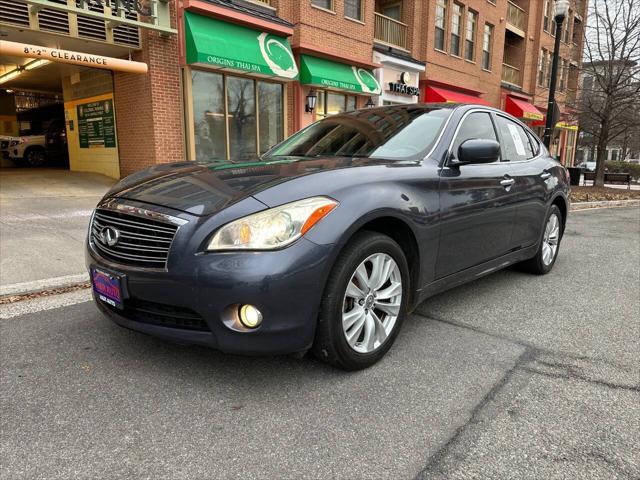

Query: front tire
[24,147,47,167]
[312,231,410,370]
[520,205,563,275]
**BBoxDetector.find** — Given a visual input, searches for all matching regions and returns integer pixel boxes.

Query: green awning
[184,12,298,80]
[299,54,381,95]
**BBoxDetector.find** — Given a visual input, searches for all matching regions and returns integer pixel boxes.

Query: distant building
[0,0,588,177]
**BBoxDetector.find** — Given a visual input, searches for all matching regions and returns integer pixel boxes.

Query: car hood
[105,156,403,216]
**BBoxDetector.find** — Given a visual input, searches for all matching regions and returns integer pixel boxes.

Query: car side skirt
[413,243,539,307]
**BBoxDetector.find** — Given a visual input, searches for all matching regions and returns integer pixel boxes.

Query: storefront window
[192,71,226,161]
[258,81,284,154]
[190,70,284,161]
[227,76,256,160]
[316,90,357,119]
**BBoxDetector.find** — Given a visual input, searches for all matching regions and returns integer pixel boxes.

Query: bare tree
[579,0,640,186]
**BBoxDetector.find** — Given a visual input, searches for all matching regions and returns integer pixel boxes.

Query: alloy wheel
[342,253,402,354]
[27,150,46,167]
[542,213,560,266]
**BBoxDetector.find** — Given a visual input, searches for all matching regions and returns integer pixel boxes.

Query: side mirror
[453,139,501,166]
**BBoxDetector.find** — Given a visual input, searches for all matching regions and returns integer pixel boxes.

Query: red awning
[424,85,491,106]
[505,96,544,122]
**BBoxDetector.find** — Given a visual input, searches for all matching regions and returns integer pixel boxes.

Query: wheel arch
[551,193,568,234]
[329,212,422,311]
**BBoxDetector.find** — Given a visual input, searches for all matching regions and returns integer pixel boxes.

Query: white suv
[9,134,47,166]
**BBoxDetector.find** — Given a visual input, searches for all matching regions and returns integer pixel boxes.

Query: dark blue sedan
[87,104,569,370]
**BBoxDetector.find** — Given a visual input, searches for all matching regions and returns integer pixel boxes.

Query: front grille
[106,298,209,331]
[91,209,179,269]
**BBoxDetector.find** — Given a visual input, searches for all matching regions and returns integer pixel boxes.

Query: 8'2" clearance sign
[0,40,148,74]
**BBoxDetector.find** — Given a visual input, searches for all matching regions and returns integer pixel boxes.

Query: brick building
[1,0,586,178]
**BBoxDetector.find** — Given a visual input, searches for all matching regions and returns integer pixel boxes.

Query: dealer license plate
[91,268,123,310]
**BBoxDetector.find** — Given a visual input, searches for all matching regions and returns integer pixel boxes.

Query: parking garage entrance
[0,38,149,179]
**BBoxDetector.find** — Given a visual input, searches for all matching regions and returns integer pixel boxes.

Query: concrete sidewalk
[0,168,115,291]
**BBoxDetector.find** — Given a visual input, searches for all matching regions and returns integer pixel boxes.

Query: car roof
[343,102,506,116]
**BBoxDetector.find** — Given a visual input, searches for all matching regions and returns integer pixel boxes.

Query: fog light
[239,304,263,329]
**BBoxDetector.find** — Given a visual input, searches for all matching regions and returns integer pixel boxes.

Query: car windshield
[265,106,452,161]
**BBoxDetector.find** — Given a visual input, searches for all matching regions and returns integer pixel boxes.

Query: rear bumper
[87,237,335,355]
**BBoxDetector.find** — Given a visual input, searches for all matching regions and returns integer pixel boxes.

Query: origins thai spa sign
[184,12,298,80]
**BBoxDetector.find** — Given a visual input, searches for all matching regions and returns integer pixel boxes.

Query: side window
[496,115,535,161]
[526,130,541,157]
[452,112,498,159]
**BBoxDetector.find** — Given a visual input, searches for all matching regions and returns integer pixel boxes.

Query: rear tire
[519,205,563,275]
[312,231,410,370]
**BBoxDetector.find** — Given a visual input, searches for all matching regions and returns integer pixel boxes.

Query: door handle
[540,172,552,180]
[500,178,515,187]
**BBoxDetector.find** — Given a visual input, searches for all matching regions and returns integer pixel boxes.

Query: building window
[311,0,334,11]
[258,81,284,154]
[558,59,566,91]
[465,10,477,61]
[482,23,493,70]
[538,49,547,87]
[345,0,363,21]
[451,3,463,56]
[435,0,447,51]
[562,11,571,43]
[191,70,284,161]
[316,90,357,119]
[572,18,582,44]
[543,0,550,32]
[381,3,401,20]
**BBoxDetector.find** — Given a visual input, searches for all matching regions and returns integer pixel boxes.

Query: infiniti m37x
[87,104,569,370]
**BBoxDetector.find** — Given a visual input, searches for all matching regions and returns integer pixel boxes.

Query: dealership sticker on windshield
[91,268,123,309]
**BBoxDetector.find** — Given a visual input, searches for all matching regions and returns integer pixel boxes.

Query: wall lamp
[305,89,318,113]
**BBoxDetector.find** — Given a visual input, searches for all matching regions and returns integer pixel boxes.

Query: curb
[1,200,636,299]
[570,199,640,211]
[0,273,89,299]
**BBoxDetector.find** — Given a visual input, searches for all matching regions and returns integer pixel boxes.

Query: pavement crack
[414,348,537,479]
[520,366,640,392]
[413,311,640,479]
[417,311,637,373]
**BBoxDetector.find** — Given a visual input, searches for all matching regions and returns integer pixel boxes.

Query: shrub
[605,161,640,181]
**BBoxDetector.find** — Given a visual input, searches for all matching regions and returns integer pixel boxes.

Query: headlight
[207,196,338,251]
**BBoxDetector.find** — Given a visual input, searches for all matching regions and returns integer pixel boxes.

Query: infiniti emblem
[100,226,120,247]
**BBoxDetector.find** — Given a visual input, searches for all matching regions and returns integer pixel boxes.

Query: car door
[436,110,518,279]
[493,114,548,249]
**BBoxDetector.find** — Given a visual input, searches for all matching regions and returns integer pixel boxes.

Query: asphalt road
[0,169,113,286]
[1,207,639,480]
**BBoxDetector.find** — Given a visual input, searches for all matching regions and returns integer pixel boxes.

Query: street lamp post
[542,0,570,149]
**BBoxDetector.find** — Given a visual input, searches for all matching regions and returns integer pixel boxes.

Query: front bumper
[87,236,335,356]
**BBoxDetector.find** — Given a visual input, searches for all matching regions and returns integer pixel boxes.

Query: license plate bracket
[91,267,124,310]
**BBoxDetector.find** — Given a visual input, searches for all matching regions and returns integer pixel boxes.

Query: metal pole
[542,15,565,149]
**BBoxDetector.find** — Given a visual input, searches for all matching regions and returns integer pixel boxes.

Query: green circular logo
[352,67,381,94]
[258,33,298,79]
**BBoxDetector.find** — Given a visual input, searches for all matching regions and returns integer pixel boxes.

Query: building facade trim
[182,0,294,36]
